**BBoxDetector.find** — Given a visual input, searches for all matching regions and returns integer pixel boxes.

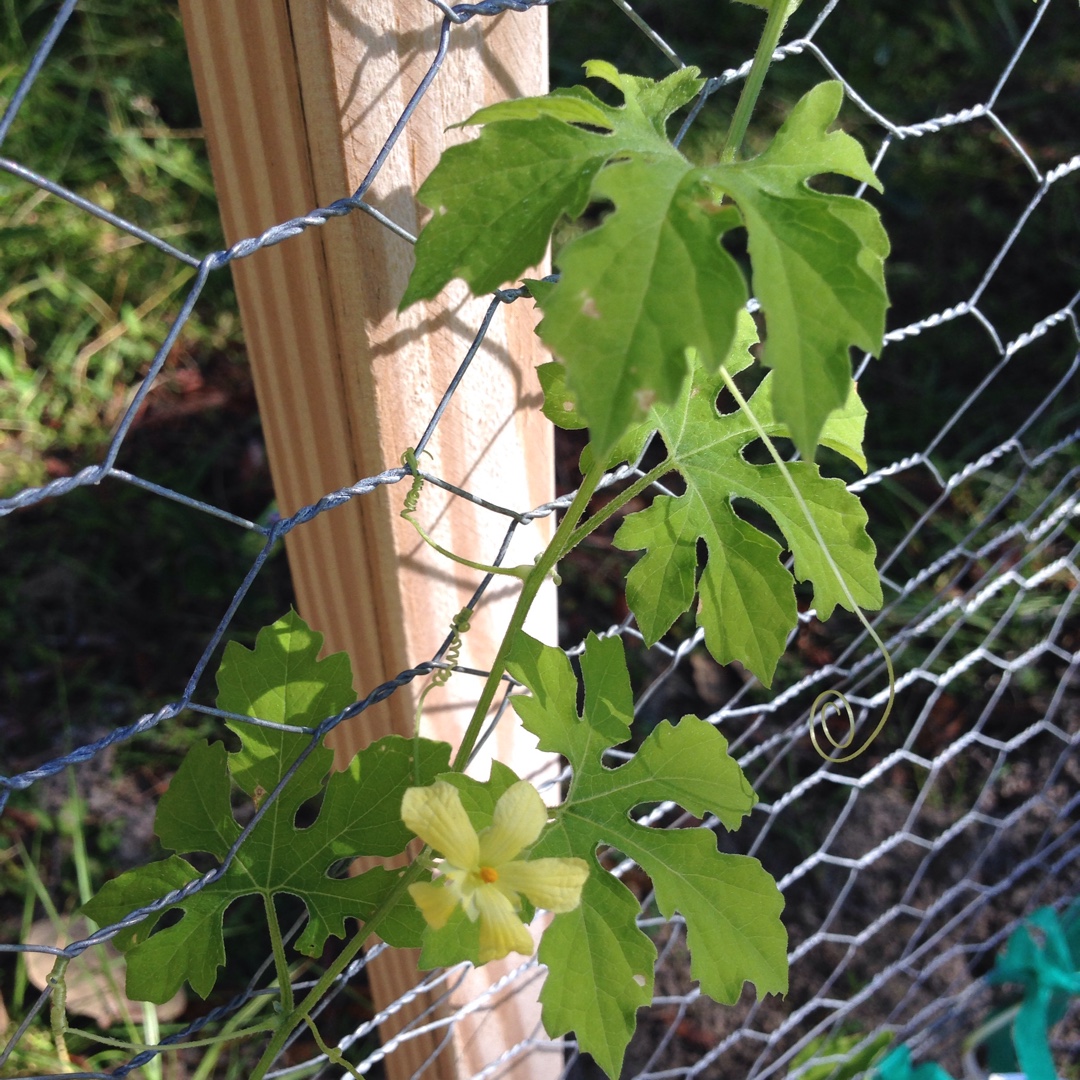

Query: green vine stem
[962,1001,1021,1057]
[243,356,895,1076]
[450,460,605,772]
[564,459,675,552]
[190,988,281,1080]
[249,459,602,1078]
[716,365,896,760]
[248,857,428,1080]
[401,448,533,581]
[64,1022,276,1055]
[720,0,797,163]
[263,893,293,1016]
[302,1013,365,1080]
[48,957,71,1067]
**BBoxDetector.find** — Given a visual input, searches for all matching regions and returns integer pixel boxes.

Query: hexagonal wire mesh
[1,1,1078,1078]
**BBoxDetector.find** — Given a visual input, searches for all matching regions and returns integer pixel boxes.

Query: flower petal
[408,881,460,930]
[474,885,535,963]
[499,857,590,913]
[478,781,547,867]
[402,781,479,870]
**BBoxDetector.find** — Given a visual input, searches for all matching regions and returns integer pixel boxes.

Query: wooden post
[177,4,555,1078]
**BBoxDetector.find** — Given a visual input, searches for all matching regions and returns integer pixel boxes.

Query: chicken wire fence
[2,1,1079,1079]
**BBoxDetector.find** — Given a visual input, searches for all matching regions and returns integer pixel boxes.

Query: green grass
[0,2,291,1046]
[0,0,237,494]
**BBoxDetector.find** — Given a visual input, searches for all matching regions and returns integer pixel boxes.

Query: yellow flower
[402,779,589,963]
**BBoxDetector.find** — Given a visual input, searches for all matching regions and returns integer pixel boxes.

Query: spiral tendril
[401,446,426,516]
[432,607,472,690]
[413,606,474,782]
[399,447,531,581]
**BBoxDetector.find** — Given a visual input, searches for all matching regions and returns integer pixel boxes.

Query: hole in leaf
[294,790,325,830]
[569,122,612,136]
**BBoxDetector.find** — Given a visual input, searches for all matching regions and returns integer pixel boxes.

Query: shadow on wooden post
[178,3,556,1077]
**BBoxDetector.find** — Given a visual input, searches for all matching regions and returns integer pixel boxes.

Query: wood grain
[178,3,556,1077]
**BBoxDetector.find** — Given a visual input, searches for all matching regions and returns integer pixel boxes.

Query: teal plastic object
[875,1046,956,1080]
[983,901,1080,1080]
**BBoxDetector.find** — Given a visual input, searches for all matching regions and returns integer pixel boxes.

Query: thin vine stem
[564,458,674,552]
[64,1022,276,1054]
[451,461,605,772]
[716,364,895,761]
[248,859,427,1080]
[963,1001,1021,1056]
[251,460,606,1077]
[401,449,531,580]
[302,1014,365,1080]
[190,989,279,1080]
[263,893,293,1016]
[720,0,796,163]
[48,958,71,1067]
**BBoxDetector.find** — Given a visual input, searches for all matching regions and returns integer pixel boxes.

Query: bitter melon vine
[81,3,893,1075]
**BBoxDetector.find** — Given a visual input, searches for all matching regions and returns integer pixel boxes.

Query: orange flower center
[479,866,499,884]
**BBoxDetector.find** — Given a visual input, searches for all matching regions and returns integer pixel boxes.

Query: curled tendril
[716,366,896,763]
[809,627,895,762]
[401,446,428,515]
[811,689,856,756]
[413,606,474,782]
[431,606,472,690]
[399,447,531,581]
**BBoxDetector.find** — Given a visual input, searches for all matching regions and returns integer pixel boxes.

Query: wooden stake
[178,3,556,1077]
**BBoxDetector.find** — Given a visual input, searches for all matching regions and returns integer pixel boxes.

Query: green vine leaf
[540,313,877,687]
[701,80,889,456]
[401,62,702,307]
[506,631,787,1078]
[611,343,879,687]
[403,65,887,459]
[537,160,748,456]
[83,610,451,1004]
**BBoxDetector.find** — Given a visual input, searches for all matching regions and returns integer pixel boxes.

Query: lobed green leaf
[401,65,699,307]
[507,632,786,1077]
[401,117,612,304]
[702,80,889,456]
[405,66,887,462]
[462,85,617,130]
[537,161,747,457]
[612,348,880,686]
[84,610,448,1004]
[581,59,704,136]
[536,847,655,1073]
